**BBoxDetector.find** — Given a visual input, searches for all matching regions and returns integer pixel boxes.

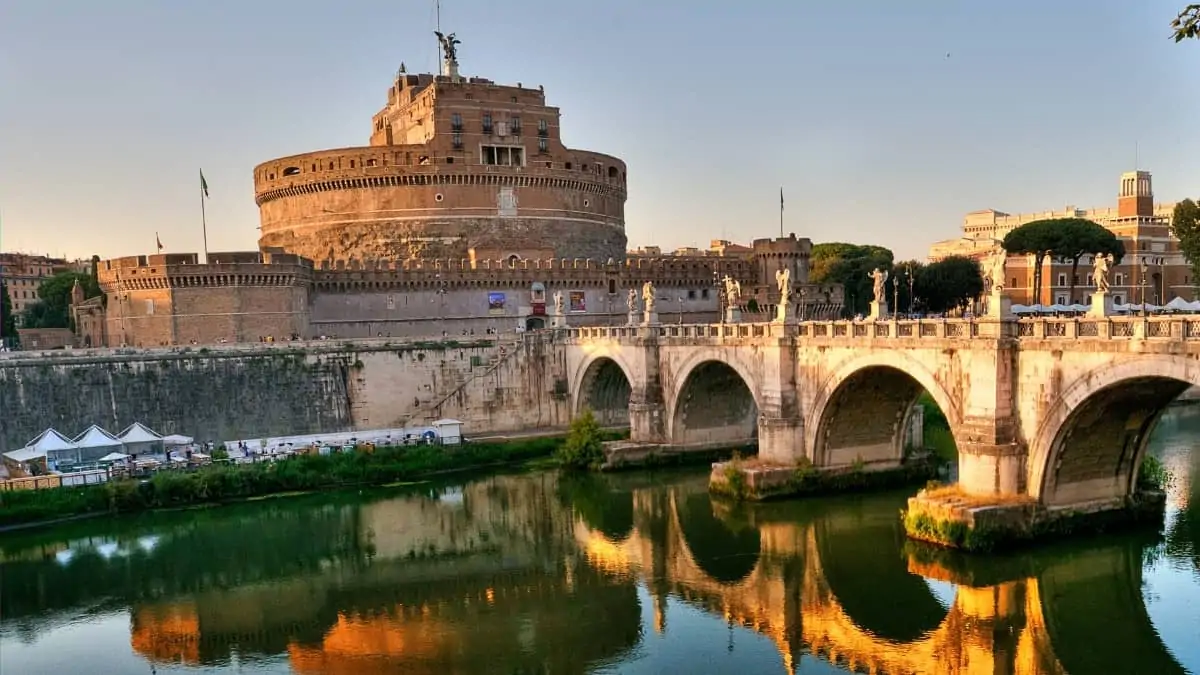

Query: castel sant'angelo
[83,34,843,348]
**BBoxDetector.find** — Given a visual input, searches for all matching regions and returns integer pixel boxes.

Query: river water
[1,411,1197,675]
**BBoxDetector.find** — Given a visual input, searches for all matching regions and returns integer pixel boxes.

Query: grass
[918,483,1037,508]
[0,431,620,532]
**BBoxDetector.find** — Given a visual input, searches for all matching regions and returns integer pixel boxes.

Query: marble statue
[553,290,564,315]
[775,267,791,306]
[869,268,889,304]
[626,288,638,312]
[642,281,656,313]
[1092,253,1112,293]
[722,275,741,305]
[987,248,1007,293]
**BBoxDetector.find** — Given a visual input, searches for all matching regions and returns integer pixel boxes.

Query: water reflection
[1,413,1198,674]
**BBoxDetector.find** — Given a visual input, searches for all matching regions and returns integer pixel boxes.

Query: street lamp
[678,295,685,324]
[713,268,724,323]
[906,263,915,315]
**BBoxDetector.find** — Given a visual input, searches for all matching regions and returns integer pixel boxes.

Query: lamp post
[892,271,900,320]
[906,263,915,315]
[678,295,685,324]
[713,268,723,323]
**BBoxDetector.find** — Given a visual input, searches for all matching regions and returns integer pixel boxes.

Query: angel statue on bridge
[775,267,791,306]
[722,275,741,306]
[1092,253,1113,293]
[642,281,656,313]
[987,248,1007,294]
[626,287,638,313]
[553,290,565,315]
[868,267,889,304]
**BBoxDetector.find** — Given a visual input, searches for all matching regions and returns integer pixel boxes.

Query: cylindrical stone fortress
[255,67,627,263]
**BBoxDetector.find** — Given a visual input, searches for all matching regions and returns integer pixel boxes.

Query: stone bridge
[564,315,1200,515]
[572,475,1186,674]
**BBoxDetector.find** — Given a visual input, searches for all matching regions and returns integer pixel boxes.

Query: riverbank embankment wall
[0,336,570,453]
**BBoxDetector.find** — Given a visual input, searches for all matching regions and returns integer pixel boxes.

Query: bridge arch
[570,350,637,425]
[807,352,960,468]
[1028,356,1199,506]
[665,350,761,447]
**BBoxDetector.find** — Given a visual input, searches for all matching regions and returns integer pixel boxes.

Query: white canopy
[73,425,123,449]
[117,422,162,444]
[25,428,77,453]
[4,447,48,463]
[98,452,131,462]
[1165,297,1200,312]
[162,434,194,446]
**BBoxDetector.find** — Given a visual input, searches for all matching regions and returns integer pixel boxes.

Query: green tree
[0,282,15,341]
[913,256,984,314]
[556,409,606,470]
[1001,220,1060,304]
[1173,4,1200,41]
[21,271,101,329]
[810,243,894,317]
[1172,199,1200,290]
[1051,219,1124,303]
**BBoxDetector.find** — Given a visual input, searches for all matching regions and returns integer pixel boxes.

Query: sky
[0,0,1197,262]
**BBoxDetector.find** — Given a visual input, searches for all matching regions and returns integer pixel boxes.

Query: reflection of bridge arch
[807,352,961,468]
[1028,357,1200,505]
[666,355,760,446]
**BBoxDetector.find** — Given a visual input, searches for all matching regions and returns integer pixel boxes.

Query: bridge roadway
[563,315,1200,515]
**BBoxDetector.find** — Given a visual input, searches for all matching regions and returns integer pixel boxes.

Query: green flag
[200,170,210,198]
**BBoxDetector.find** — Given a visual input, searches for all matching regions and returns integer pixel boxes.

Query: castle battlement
[97,252,314,293]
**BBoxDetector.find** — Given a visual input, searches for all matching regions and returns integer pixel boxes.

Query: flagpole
[200,169,209,263]
[779,187,784,239]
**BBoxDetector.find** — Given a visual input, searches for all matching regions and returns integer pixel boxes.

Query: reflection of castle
[9,472,1179,675]
[73,34,842,348]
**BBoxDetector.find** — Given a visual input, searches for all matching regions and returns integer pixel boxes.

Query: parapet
[96,252,315,292]
[750,234,813,256]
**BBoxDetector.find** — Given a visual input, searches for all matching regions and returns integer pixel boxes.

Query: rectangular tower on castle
[1117,170,1154,218]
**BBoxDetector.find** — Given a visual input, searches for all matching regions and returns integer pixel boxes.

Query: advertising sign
[488,292,506,315]
[569,291,586,313]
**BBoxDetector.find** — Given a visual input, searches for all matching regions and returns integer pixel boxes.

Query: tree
[556,409,606,470]
[0,282,15,341]
[892,260,926,315]
[21,271,102,329]
[913,256,984,314]
[1173,4,1200,41]
[1002,220,1057,303]
[810,243,895,317]
[1172,199,1200,289]
[1052,219,1124,303]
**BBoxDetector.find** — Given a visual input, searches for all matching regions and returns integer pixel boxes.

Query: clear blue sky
[1,0,1197,262]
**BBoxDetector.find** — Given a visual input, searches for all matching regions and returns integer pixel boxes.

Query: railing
[564,316,1200,343]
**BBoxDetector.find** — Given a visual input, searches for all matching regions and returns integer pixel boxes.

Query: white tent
[98,452,130,462]
[117,422,162,444]
[24,428,80,467]
[117,422,163,457]
[1165,297,1200,312]
[162,434,194,447]
[73,425,125,464]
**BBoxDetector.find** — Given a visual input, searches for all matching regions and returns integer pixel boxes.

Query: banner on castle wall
[569,291,586,313]
[488,292,506,315]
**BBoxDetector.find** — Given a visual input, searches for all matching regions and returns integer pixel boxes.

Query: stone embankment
[0,335,571,454]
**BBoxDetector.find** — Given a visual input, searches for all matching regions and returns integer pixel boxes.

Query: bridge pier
[756,415,805,464]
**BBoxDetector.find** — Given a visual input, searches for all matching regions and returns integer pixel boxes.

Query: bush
[1137,454,1174,492]
[556,409,607,470]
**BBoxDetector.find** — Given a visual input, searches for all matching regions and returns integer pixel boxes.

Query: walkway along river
[1,407,1197,674]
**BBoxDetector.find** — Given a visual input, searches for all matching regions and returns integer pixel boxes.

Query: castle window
[435,193,444,202]
[482,112,493,134]
[583,199,590,208]
[282,166,301,176]
[367,159,377,167]
[608,279,617,294]
[511,116,521,135]
[446,157,454,164]
[481,145,524,167]
[311,164,316,171]
[419,155,430,165]
[538,137,548,153]
[607,166,618,178]
[328,162,334,170]
[269,173,275,180]
[452,132,463,149]
[565,162,573,170]
[451,112,463,131]
[537,119,548,136]
[702,288,710,300]
[350,160,356,168]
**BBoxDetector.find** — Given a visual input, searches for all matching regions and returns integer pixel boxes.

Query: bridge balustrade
[565,316,1200,343]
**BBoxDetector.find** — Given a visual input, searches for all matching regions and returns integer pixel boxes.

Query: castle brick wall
[0,335,571,454]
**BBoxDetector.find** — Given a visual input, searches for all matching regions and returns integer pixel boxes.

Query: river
[1,410,1197,675]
